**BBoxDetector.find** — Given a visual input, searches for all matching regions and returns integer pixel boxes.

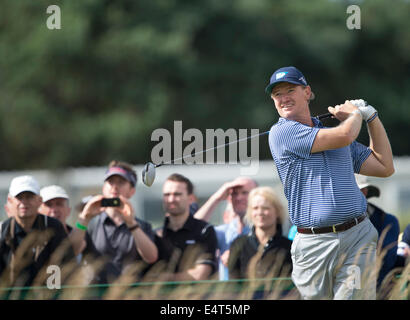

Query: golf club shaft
[154,111,333,168]
[155,130,269,168]
[317,112,332,120]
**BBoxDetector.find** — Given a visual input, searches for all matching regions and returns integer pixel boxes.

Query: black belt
[297,215,367,234]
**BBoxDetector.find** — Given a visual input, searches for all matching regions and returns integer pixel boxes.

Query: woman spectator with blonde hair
[228,186,292,280]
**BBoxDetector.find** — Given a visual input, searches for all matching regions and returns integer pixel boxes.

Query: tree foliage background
[1,0,409,170]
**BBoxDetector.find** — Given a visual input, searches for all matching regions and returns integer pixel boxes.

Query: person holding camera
[69,160,158,283]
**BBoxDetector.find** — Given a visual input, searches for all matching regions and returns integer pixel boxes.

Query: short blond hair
[245,186,286,226]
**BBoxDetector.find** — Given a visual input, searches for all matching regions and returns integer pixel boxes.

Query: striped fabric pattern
[269,117,372,228]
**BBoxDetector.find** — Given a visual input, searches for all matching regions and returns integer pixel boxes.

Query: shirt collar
[13,214,44,236]
[101,211,126,227]
[101,211,112,224]
[248,224,283,250]
[278,116,323,128]
[311,116,323,128]
[164,213,195,233]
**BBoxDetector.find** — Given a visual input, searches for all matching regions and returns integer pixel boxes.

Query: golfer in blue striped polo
[266,66,394,299]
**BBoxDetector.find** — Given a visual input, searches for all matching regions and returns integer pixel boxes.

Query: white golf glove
[349,99,378,122]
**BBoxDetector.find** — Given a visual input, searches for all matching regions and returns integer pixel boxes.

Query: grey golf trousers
[291,217,378,300]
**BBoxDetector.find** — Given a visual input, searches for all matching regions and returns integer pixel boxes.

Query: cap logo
[276,72,288,80]
[299,77,307,85]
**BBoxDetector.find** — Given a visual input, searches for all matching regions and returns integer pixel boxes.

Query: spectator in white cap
[39,186,99,282]
[39,185,71,234]
[355,174,400,289]
[0,175,75,289]
[7,175,43,228]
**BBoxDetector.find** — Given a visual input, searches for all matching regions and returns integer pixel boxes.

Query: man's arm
[129,225,158,264]
[119,195,158,264]
[311,101,363,153]
[194,181,245,222]
[69,195,105,256]
[359,116,394,177]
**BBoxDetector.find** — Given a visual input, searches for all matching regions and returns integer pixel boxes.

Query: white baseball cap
[40,185,69,203]
[9,175,40,197]
[355,174,380,198]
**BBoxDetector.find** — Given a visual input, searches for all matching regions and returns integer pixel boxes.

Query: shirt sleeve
[196,224,218,272]
[349,140,372,173]
[269,121,320,160]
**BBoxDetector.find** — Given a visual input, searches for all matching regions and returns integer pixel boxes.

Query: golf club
[141,110,342,186]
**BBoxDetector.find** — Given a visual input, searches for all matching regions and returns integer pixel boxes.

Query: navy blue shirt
[367,203,400,286]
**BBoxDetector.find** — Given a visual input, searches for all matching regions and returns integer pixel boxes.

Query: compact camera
[101,197,121,207]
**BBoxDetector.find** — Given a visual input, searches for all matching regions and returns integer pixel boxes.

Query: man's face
[162,180,191,217]
[102,175,135,199]
[271,83,311,119]
[39,198,71,225]
[8,192,42,220]
[230,179,257,218]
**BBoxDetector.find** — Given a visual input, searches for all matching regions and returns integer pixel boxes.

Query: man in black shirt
[152,174,218,281]
[0,175,75,290]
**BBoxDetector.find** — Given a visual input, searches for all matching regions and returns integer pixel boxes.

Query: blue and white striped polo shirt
[269,117,372,228]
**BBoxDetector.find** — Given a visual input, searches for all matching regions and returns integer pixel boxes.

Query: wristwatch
[128,222,140,231]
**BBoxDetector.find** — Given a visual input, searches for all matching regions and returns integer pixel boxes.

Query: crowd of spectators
[0,161,408,298]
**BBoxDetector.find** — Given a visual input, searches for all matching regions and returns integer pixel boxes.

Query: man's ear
[188,194,195,204]
[7,194,18,206]
[5,196,14,217]
[304,85,312,100]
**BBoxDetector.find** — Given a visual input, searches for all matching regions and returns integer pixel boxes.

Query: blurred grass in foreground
[0,245,408,300]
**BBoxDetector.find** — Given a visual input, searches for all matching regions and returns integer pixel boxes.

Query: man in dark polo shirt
[0,175,75,290]
[69,160,158,283]
[153,174,218,281]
